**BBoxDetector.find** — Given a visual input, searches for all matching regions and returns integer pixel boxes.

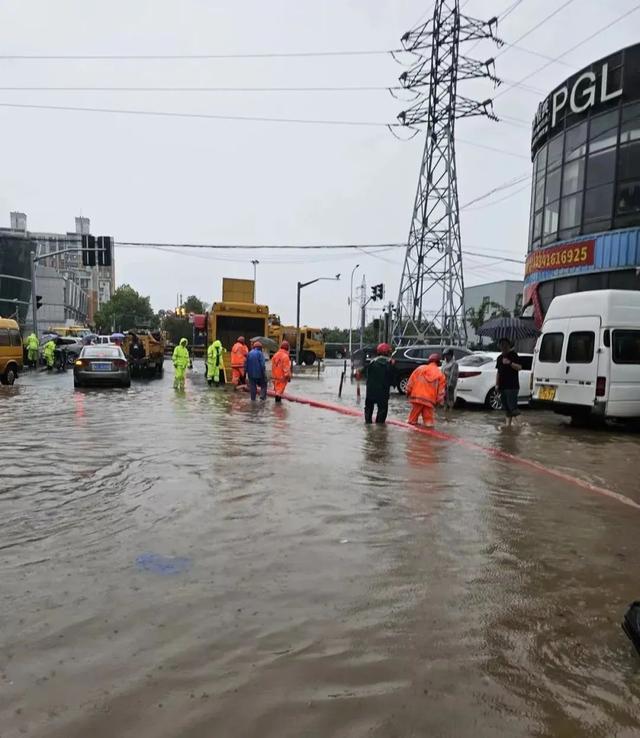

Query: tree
[93,284,157,333]
[182,295,207,314]
[465,300,510,349]
[322,327,349,343]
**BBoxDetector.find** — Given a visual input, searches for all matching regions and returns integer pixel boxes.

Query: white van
[531,290,640,421]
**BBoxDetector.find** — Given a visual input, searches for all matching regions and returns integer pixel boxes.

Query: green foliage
[182,295,207,314]
[322,326,349,343]
[162,314,193,345]
[93,284,157,333]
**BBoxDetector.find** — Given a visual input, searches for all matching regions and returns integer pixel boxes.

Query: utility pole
[30,248,39,336]
[393,1,502,346]
[359,275,366,350]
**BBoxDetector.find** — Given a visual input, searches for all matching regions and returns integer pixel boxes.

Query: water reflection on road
[1,362,639,737]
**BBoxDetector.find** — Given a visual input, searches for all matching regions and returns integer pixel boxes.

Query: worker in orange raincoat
[406,353,446,428]
[272,340,292,403]
[230,336,248,387]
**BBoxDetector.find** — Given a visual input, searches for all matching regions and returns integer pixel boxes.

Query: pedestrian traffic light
[36,295,43,310]
[97,236,113,267]
[81,234,96,267]
[371,283,384,301]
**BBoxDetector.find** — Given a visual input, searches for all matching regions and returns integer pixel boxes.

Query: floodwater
[1,361,640,738]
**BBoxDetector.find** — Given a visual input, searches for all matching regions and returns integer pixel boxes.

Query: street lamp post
[296,274,340,365]
[348,264,360,360]
[251,259,259,295]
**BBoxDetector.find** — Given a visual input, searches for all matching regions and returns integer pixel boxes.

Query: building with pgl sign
[524,42,640,325]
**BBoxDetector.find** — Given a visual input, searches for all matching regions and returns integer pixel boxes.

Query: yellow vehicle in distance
[268,315,325,365]
[0,317,23,385]
[207,279,268,383]
[47,325,91,338]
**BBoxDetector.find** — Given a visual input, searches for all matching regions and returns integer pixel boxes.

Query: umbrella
[111,332,125,340]
[250,336,279,352]
[476,316,539,342]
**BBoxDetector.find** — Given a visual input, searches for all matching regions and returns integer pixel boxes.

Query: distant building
[0,212,115,332]
[464,280,523,344]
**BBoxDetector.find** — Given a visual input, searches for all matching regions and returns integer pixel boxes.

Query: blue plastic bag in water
[135,553,191,575]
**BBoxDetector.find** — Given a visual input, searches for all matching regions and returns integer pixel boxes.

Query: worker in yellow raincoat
[172,337,190,390]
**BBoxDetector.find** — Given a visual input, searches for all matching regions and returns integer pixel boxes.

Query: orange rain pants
[406,363,445,427]
[231,342,248,386]
[272,348,292,397]
[408,403,435,427]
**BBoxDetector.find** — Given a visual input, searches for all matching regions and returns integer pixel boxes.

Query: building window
[565,121,587,161]
[562,158,584,195]
[589,109,619,153]
[559,192,582,231]
[514,293,523,315]
[616,181,640,216]
[618,141,640,181]
[543,200,560,243]
[586,147,616,189]
[547,134,564,170]
[584,183,613,224]
[620,102,640,144]
[545,168,561,203]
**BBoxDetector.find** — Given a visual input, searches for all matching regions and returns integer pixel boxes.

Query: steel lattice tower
[393,1,502,345]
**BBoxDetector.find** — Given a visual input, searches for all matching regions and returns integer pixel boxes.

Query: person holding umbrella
[495,338,522,427]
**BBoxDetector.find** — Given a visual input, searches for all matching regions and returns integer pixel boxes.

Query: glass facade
[528,43,640,253]
[529,102,640,251]
[0,235,33,324]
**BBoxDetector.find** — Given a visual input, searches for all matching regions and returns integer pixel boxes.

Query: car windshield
[458,354,494,367]
[81,347,123,359]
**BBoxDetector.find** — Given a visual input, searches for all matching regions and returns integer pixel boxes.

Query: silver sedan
[73,345,131,388]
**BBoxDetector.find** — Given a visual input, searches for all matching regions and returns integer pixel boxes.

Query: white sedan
[455,352,533,410]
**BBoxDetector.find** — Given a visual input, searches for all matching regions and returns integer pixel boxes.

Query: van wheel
[303,351,316,366]
[485,387,503,411]
[1,366,17,385]
[397,375,410,395]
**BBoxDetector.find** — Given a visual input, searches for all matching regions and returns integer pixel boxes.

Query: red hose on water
[275,390,640,512]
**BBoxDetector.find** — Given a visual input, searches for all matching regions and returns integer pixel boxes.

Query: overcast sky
[1,0,638,327]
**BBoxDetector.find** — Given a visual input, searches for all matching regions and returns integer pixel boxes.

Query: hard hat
[428,352,442,365]
[377,342,391,355]
[253,341,262,349]
[280,340,290,350]
[238,336,246,343]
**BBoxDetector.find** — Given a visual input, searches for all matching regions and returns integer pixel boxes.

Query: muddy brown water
[1,362,640,737]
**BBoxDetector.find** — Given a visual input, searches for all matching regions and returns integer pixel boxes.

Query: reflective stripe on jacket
[231,342,248,368]
[406,363,445,407]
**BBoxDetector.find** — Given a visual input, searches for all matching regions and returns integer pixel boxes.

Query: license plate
[538,385,556,401]
[92,362,112,372]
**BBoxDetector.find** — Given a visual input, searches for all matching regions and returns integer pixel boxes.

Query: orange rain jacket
[406,363,446,407]
[231,341,248,369]
[272,347,292,395]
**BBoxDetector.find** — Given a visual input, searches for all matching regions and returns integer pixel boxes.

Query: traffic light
[97,236,113,267]
[36,295,43,310]
[370,283,384,301]
[81,234,96,267]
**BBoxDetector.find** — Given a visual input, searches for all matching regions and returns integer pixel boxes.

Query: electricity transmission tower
[392,1,502,346]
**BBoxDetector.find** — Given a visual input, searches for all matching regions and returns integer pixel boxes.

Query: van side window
[612,330,640,364]
[539,332,564,362]
[566,331,595,363]
[0,329,9,347]
[9,329,21,347]
[519,355,533,370]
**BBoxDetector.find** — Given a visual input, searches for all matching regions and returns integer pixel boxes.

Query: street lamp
[348,264,360,360]
[251,259,259,286]
[296,273,341,365]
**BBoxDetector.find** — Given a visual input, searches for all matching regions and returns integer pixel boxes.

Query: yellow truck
[121,330,165,378]
[268,315,325,365]
[207,278,268,383]
[47,325,91,338]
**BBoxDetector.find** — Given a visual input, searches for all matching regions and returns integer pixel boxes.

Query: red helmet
[377,342,391,355]
[428,353,442,365]
[237,336,246,344]
[280,340,290,350]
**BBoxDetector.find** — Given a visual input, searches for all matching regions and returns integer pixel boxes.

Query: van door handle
[566,366,570,374]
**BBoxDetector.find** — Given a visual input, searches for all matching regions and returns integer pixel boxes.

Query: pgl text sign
[531,61,622,155]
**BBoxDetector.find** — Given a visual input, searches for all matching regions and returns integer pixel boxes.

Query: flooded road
[2,362,640,737]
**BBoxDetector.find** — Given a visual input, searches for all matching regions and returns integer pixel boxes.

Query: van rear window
[612,330,640,364]
[539,332,564,363]
[566,331,595,363]
[0,328,9,347]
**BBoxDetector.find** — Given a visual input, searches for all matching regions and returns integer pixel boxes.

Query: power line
[495,0,577,59]
[116,240,405,250]
[0,85,398,93]
[0,48,397,61]
[499,0,526,21]
[495,3,640,100]
[460,173,529,209]
[0,101,392,127]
